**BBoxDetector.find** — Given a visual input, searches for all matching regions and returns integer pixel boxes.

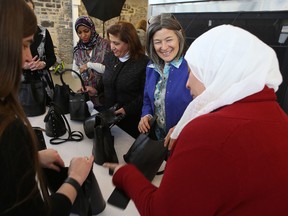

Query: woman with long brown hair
[0,0,93,215]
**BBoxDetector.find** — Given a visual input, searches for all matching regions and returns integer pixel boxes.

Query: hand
[23,62,31,70]
[29,56,46,71]
[164,126,176,150]
[80,85,97,97]
[114,107,126,115]
[38,149,65,172]
[138,115,152,133]
[68,155,94,186]
[103,162,124,174]
[80,64,88,73]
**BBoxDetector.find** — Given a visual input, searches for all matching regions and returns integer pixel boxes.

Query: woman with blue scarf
[138,14,192,147]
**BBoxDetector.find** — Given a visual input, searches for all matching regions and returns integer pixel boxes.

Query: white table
[29,111,164,216]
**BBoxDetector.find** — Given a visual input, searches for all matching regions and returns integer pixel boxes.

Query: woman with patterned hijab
[72,15,111,109]
[105,25,288,215]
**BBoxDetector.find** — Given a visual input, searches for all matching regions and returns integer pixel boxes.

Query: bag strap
[49,102,84,144]
[59,69,87,93]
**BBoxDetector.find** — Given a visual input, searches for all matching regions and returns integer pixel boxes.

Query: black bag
[107,117,168,209]
[43,167,106,216]
[68,70,90,121]
[54,69,90,121]
[19,79,46,117]
[123,117,167,181]
[44,103,66,138]
[44,102,84,144]
[93,124,118,166]
[53,79,70,114]
[92,106,123,166]
[83,104,125,139]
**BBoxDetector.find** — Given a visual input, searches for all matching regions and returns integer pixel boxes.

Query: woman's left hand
[38,149,65,172]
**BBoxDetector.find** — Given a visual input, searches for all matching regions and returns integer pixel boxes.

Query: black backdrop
[174,11,288,114]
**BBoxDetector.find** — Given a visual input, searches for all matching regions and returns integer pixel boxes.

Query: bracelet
[64,177,81,192]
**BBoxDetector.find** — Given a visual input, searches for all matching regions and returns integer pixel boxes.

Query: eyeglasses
[148,13,177,25]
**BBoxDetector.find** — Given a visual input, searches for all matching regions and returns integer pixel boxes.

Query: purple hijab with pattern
[73,15,111,101]
[73,16,99,53]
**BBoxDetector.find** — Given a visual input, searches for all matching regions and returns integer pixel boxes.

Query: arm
[112,139,236,216]
[0,120,93,215]
[43,29,56,68]
[87,62,105,74]
[55,155,94,204]
[141,66,154,117]
[0,120,49,214]
[121,57,149,116]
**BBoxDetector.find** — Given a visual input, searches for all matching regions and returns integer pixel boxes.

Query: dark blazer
[103,51,149,138]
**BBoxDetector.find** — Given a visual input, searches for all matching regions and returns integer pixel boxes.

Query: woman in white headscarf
[104,25,288,215]
[171,24,283,140]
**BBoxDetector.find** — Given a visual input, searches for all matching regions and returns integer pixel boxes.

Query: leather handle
[59,69,87,92]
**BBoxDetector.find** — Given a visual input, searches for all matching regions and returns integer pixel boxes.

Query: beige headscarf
[171,24,282,139]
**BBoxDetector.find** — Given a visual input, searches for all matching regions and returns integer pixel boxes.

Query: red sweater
[113,87,288,216]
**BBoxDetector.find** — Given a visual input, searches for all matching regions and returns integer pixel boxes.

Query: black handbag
[92,106,123,166]
[123,117,167,181]
[43,167,106,216]
[19,78,46,117]
[107,117,168,209]
[68,70,90,121]
[54,69,90,121]
[83,104,125,139]
[53,78,70,114]
[44,102,84,144]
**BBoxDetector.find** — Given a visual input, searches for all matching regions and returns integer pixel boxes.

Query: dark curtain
[174,11,288,113]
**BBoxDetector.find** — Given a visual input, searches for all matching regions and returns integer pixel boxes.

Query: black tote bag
[123,116,167,181]
[93,123,118,166]
[67,70,90,121]
[43,167,106,216]
[54,69,90,121]
[83,104,124,139]
[53,79,70,114]
[92,106,123,166]
[19,79,46,117]
[108,117,168,209]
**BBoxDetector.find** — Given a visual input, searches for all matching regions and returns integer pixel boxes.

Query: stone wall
[32,0,148,67]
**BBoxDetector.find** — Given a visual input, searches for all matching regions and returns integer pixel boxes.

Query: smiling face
[108,33,129,58]
[152,28,180,63]
[77,25,92,43]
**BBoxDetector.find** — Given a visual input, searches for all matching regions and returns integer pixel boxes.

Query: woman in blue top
[138,13,192,149]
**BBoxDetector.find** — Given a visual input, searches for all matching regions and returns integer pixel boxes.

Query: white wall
[148,0,288,17]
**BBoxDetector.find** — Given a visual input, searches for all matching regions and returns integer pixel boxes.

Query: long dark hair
[107,21,145,60]
[0,0,49,213]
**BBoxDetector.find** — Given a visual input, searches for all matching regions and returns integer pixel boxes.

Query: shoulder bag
[43,167,106,216]
[19,76,46,117]
[44,102,84,144]
[107,117,168,209]
[54,69,90,121]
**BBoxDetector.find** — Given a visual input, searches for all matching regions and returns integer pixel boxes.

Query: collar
[148,56,184,69]
[119,52,130,62]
